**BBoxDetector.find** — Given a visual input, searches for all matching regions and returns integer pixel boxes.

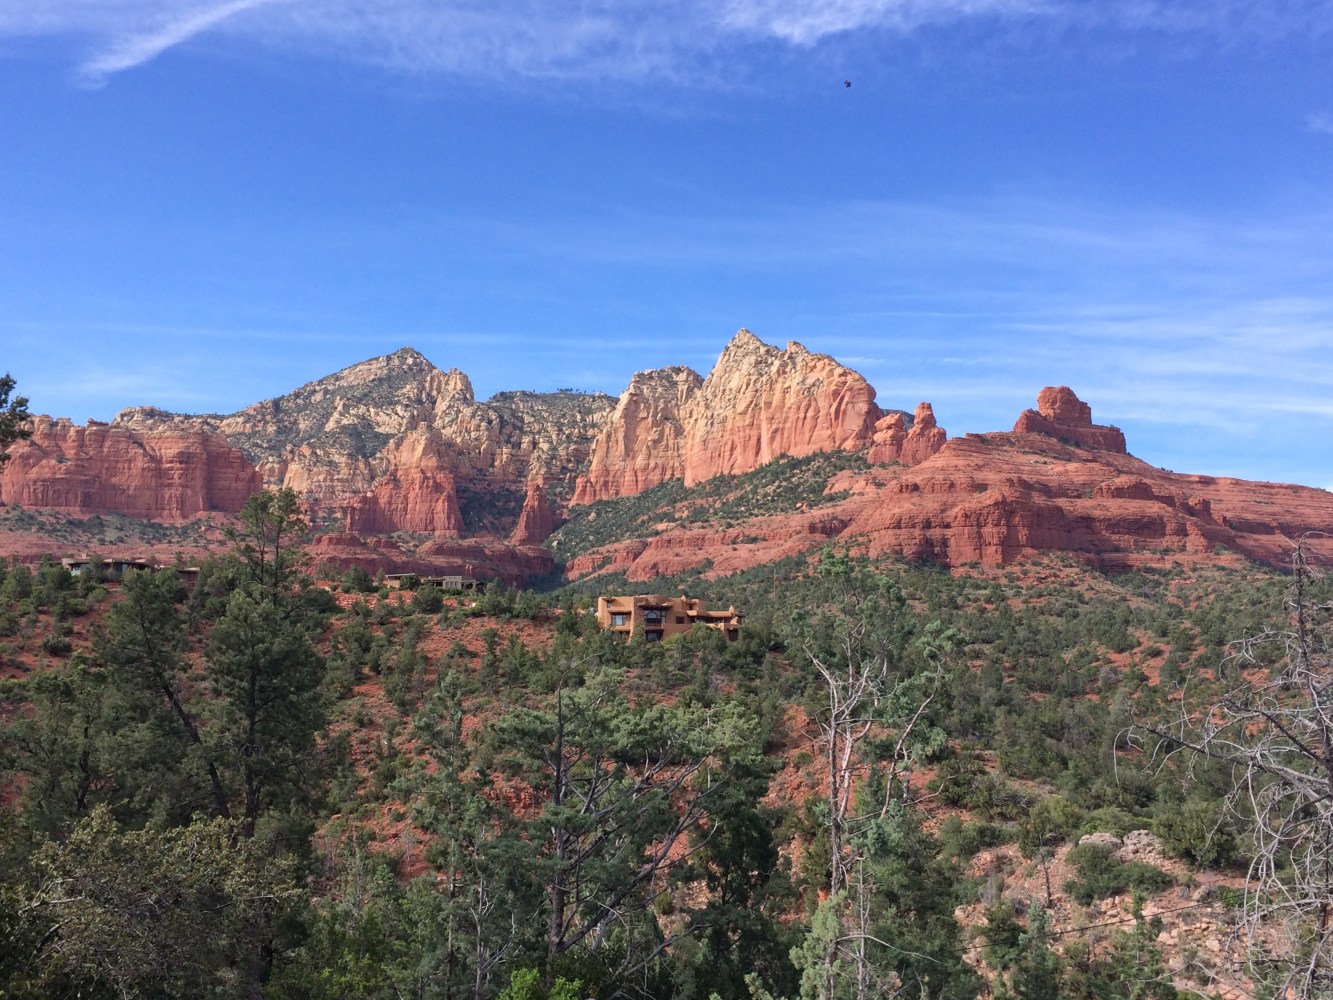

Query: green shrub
[41,633,72,657]
[1155,798,1238,868]
[1019,796,1085,858]
[1077,807,1143,839]
[340,566,376,593]
[410,585,444,614]
[1064,843,1173,905]
[938,816,1011,861]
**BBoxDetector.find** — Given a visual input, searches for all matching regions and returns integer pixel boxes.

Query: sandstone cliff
[682,330,883,486]
[0,416,260,520]
[118,348,616,536]
[343,428,465,536]
[7,342,1330,584]
[510,480,558,546]
[571,367,701,504]
[560,387,1333,580]
[572,330,890,502]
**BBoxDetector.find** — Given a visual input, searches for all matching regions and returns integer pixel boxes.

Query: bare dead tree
[798,559,951,1000]
[1139,536,1333,1000]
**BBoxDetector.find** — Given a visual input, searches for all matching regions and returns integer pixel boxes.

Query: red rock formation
[842,422,1330,568]
[309,532,553,587]
[344,467,464,536]
[867,412,908,465]
[342,428,464,536]
[681,330,882,486]
[0,416,260,519]
[510,480,557,546]
[564,388,1333,579]
[870,403,948,466]
[9,345,1330,588]
[572,367,701,503]
[573,330,892,501]
[902,403,948,466]
[1013,386,1127,453]
[118,349,616,519]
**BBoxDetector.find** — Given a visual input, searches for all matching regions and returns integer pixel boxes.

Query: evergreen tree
[0,372,30,466]
[207,586,325,839]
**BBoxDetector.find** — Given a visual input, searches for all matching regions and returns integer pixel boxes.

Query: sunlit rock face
[1012,386,1127,454]
[573,329,891,502]
[0,416,260,519]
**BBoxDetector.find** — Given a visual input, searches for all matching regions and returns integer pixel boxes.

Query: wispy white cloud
[1307,112,1333,135]
[717,0,1049,46]
[7,0,1333,84]
[77,0,280,84]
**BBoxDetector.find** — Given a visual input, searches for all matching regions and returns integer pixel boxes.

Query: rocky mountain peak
[685,331,882,485]
[1013,386,1127,454]
[437,368,475,402]
[1036,386,1092,425]
[319,346,439,390]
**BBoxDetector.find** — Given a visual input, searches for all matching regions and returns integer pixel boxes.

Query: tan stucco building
[595,595,742,642]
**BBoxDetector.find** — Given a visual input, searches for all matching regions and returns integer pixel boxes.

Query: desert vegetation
[1,488,1330,999]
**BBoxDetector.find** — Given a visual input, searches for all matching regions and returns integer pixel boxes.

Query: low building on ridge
[596,594,742,642]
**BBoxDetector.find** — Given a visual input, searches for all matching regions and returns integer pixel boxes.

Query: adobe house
[596,595,742,642]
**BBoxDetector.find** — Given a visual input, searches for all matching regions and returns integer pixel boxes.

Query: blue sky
[2,1,1333,489]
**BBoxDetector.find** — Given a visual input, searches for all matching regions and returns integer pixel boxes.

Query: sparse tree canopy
[1142,538,1333,1000]
[225,487,308,600]
[0,372,32,466]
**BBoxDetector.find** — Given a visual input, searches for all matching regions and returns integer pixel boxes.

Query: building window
[675,616,685,624]
[611,612,629,627]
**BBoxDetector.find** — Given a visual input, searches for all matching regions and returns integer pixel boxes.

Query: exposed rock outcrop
[573,330,888,501]
[562,387,1333,580]
[572,367,701,504]
[118,348,616,535]
[0,416,260,520]
[868,402,948,466]
[1013,386,1127,453]
[342,428,465,536]
[681,330,882,486]
[308,532,554,587]
[7,346,1331,586]
[510,480,557,546]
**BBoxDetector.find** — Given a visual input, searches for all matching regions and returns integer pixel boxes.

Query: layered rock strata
[563,387,1333,580]
[572,329,898,501]
[0,416,260,519]
[1013,385,1127,453]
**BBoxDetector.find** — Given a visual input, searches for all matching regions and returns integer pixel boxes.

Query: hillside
[1,537,1326,999]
